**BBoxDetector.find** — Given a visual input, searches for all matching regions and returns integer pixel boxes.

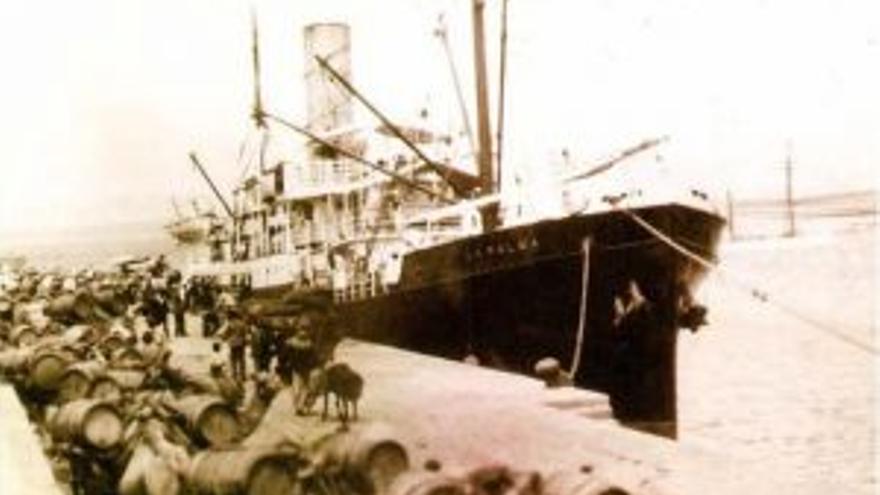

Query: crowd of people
[0,256,342,411]
[0,256,355,494]
[0,256,647,495]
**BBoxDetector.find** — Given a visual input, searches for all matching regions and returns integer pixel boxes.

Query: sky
[0,0,877,236]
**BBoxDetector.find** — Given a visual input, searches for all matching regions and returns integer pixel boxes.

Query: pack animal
[304,362,363,425]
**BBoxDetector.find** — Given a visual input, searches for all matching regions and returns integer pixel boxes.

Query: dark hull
[337,204,725,437]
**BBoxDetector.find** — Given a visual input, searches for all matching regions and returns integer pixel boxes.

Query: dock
[0,383,63,495]
[171,338,787,494]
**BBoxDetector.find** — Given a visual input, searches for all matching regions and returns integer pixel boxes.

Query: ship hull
[336,203,724,437]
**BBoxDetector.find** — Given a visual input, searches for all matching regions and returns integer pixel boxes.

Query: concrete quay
[0,383,63,495]
[174,336,793,494]
[0,333,798,494]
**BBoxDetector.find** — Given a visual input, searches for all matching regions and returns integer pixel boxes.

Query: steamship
[171,3,725,436]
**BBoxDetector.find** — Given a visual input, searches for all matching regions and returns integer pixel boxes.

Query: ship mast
[250,8,269,174]
[472,0,494,196]
[495,0,509,187]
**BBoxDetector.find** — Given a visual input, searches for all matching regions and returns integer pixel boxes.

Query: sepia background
[0,0,876,493]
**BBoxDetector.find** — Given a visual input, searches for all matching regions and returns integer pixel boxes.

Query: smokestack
[303,23,352,134]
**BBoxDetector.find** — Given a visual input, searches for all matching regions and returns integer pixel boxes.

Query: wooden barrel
[389,471,467,495]
[46,292,102,323]
[63,324,93,343]
[167,395,239,447]
[101,334,126,354]
[57,361,105,403]
[317,424,410,494]
[542,471,630,495]
[19,303,47,328]
[10,324,39,346]
[90,376,123,400]
[45,293,77,321]
[0,348,29,373]
[186,446,302,495]
[12,303,27,325]
[93,289,126,318]
[172,366,220,395]
[28,349,71,391]
[110,347,143,368]
[49,399,124,449]
[91,369,147,400]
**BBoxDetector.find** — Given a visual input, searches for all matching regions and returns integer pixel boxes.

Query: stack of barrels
[0,280,642,495]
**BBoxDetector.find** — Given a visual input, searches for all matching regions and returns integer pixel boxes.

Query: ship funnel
[304,23,353,134]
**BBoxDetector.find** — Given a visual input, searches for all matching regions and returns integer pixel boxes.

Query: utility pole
[784,141,796,237]
[726,190,736,240]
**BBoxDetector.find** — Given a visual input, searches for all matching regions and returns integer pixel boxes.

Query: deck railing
[333,273,385,302]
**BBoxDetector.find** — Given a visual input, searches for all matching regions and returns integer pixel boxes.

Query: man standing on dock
[168,278,187,337]
[610,280,656,419]
[220,309,248,382]
[285,318,319,415]
[249,315,274,373]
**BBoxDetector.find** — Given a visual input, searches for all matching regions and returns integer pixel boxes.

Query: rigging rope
[237,130,260,184]
[568,239,591,377]
[616,206,878,356]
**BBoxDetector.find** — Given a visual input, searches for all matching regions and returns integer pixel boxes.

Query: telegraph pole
[784,141,796,237]
[726,190,736,240]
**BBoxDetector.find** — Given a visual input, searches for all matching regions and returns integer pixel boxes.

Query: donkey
[303,362,364,426]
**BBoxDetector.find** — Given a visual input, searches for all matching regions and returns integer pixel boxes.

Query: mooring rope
[616,206,878,355]
[568,239,591,377]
